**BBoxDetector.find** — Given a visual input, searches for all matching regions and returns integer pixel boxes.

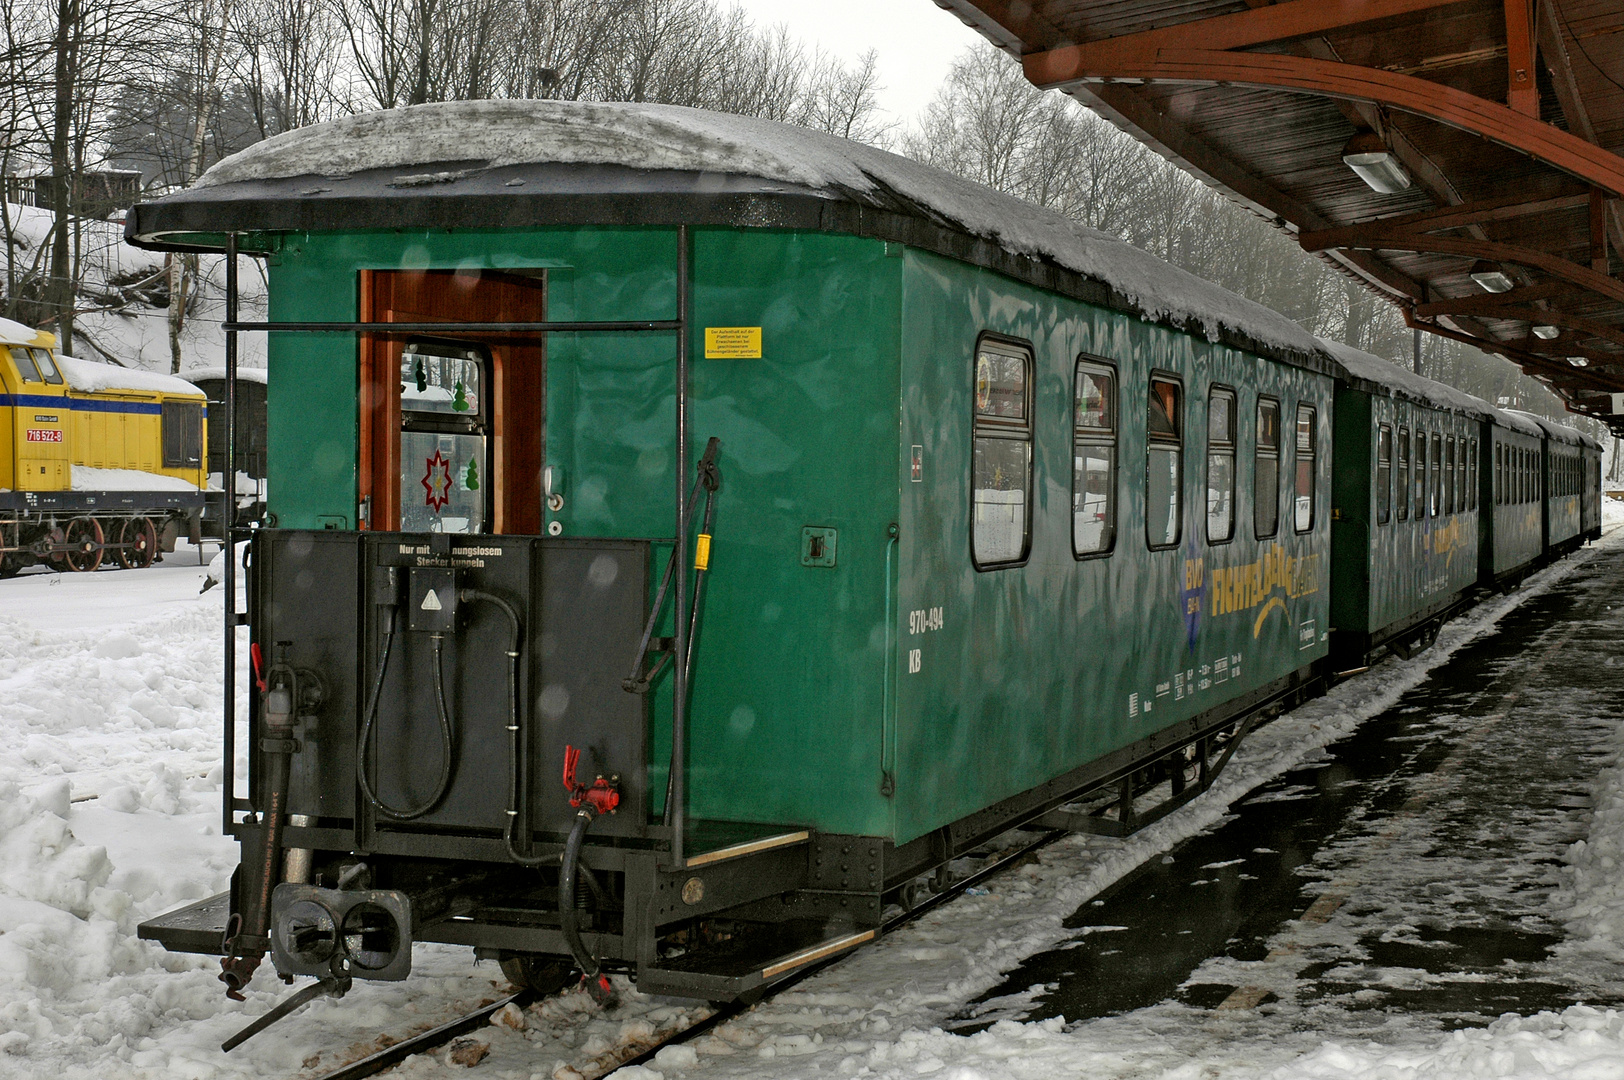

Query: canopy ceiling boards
[932,0,1624,428]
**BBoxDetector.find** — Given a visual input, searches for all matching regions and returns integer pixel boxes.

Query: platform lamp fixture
[1469,260,1515,294]
[1341,130,1412,194]
[1532,325,1560,340]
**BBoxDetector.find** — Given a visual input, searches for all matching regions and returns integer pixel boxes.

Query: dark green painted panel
[892,250,1332,845]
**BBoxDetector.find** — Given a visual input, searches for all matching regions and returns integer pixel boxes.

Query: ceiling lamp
[1469,260,1515,293]
[1341,131,1412,193]
[1569,357,1590,367]
[1532,325,1560,340]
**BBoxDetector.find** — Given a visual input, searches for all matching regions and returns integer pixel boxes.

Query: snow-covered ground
[1,535,1623,1080]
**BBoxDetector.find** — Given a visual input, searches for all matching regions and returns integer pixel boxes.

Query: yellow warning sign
[704,326,762,359]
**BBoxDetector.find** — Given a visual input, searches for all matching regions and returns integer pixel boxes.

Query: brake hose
[355,609,456,820]
[560,802,615,1005]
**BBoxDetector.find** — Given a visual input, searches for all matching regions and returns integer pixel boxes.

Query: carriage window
[1146,376,1183,548]
[1294,404,1316,532]
[1468,438,1478,509]
[1255,397,1280,538]
[1397,427,1410,522]
[162,401,204,468]
[399,341,490,534]
[1073,360,1116,557]
[1207,387,1236,544]
[1495,443,1503,503]
[1376,424,1393,524]
[1428,432,1442,516]
[1414,431,1427,519]
[972,339,1033,567]
[1444,436,1456,515]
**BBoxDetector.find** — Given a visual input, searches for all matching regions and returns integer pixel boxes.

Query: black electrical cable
[355,612,455,821]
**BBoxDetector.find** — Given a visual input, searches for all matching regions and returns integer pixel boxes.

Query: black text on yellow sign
[704,327,762,359]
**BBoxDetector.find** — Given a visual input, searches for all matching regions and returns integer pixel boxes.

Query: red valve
[562,744,620,815]
[249,642,268,693]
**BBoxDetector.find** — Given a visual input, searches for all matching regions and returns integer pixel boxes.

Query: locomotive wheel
[62,517,104,573]
[113,517,157,570]
[497,953,575,995]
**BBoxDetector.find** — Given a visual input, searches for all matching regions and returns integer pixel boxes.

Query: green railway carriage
[124,101,1592,1014]
[1510,410,1599,555]
[1486,410,1547,583]
[1323,341,1487,664]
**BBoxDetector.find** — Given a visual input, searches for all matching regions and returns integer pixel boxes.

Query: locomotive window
[1444,436,1456,515]
[7,346,41,383]
[1293,404,1316,532]
[1072,359,1117,558]
[28,348,62,384]
[161,401,204,468]
[1429,432,1442,517]
[972,338,1033,568]
[1376,424,1393,525]
[1146,376,1183,549]
[1206,387,1236,544]
[1397,427,1410,522]
[1255,397,1280,538]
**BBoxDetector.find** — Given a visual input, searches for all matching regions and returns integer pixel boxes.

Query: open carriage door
[358,270,545,534]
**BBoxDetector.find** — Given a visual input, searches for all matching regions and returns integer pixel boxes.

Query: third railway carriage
[124,101,1602,1020]
[1325,340,1490,664]
[1509,409,1602,557]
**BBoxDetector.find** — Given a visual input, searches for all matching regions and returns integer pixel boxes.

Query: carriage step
[138,891,230,955]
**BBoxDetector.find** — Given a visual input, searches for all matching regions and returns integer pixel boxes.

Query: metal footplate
[637,928,875,999]
[138,891,232,955]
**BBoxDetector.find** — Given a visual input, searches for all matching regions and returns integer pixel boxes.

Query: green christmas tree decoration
[415,359,427,393]
[452,380,470,412]
[464,457,479,490]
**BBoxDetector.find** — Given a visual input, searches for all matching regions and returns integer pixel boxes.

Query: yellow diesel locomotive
[0,317,208,574]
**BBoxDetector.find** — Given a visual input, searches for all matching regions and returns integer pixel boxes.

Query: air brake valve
[562,744,620,815]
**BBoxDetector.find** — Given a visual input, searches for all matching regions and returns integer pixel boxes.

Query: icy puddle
[951,542,1624,1034]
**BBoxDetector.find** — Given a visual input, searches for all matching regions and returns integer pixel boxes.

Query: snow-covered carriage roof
[1505,408,1598,448]
[1317,338,1556,436]
[129,100,1328,367]
[180,365,268,386]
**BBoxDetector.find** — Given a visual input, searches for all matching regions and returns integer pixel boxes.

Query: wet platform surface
[953,538,1624,1033]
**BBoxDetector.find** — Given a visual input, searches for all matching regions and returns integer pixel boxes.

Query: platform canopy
[932,0,1624,428]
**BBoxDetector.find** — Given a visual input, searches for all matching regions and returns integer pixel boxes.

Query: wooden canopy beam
[1026,0,1469,71]
[1408,301,1624,350]
[1323,191,1588,239]
[1413,283,1575,314]
[1299,230,1624,306]
[1024,49,1624,197]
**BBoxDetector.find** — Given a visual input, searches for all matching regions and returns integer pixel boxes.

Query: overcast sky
[727,0,988,127]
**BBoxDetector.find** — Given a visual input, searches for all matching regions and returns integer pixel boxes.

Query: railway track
[311,826,1065,1080]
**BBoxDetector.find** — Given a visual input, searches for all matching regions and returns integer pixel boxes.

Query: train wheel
[497,953,575,996]
[62,517,104,573]
[114,517,157,570]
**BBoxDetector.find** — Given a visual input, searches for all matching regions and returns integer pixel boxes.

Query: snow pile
[1554,697,1624,964]
[71,466,199,493]
[57,354,205,397]
[189,100,1324,356]
[178,366,267,386]
[1275,1007,1624,1079]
